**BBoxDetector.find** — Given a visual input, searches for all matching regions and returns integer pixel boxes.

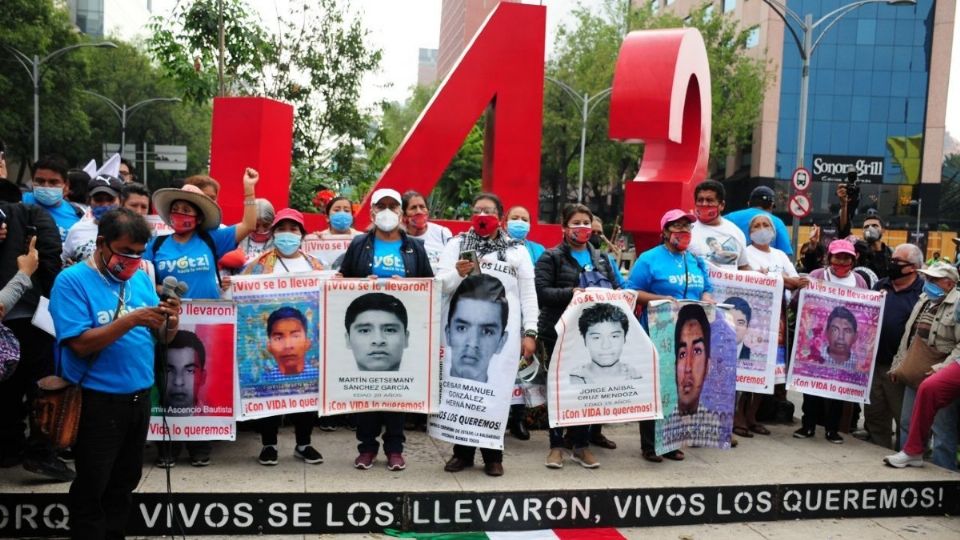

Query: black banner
[1,482,957,536]
[812,154,885,184]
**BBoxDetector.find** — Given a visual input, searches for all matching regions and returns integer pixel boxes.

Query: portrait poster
[787,279,884,404]
[649,301,736,455]
[708,268,783,394]
[321,278,440,415]
[547,288,661,428]
[303,236,353,271]
[232,273,324,419]
[148,301,236,441]
[428,261,523,450]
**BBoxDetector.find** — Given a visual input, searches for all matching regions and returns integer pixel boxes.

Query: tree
[541,0,771,221]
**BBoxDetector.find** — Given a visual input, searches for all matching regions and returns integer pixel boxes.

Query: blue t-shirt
[524,240,546,266]
[372,238,406,277]
[570,249,626,288]
[606,254,627,288]
[22,192,81,241]
[51,263,159,393]
[144,226,238,300]
[627,244,712,300]
[724,207,794,257]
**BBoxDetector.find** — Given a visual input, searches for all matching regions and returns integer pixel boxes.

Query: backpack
[151,230,222,289]
[577,251,616,289]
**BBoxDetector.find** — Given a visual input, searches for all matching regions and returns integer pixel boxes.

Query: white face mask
[750,228,776,246]
[374,209,400,232]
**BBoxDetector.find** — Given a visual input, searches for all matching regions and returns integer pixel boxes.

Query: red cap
[660,209,697,230]
[827,239,856,256]
[270,208,306,232]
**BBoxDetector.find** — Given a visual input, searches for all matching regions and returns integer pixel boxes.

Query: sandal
[663,449,685,461]
[749,424,771,435]
[642,450,663,463]
[733,426,754,438]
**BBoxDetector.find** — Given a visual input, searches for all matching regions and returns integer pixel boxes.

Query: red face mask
[695,204,720,223]
[831,262,853,278]
[408,213,429,229]
[669,231,692,251]
[169,212,197,234]
[472,214,500,236]
[250,230,271,243]
[102,247,141,282]
[568,226,592,244]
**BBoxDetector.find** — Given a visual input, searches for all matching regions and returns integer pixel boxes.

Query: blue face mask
[329,211,353,232]
[33,186,63,206]
[506,219,530,240]
[91,204,118,221]
[273,231,302,256]
[924,280,946,301]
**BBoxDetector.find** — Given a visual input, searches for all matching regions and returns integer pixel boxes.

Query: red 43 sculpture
[210,2,710,251]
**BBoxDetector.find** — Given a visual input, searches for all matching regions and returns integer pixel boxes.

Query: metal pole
[218,0,225,97]
[790,16,812,251]
[143,140,149,190]
[916,198,921,235]
[577,92,588,204]
[120,104,127,158]
[32,56,40,162]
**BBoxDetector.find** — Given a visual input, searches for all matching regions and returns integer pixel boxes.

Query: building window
[746,27,760,48]
[651,0,659,13]
[723,0,736,13]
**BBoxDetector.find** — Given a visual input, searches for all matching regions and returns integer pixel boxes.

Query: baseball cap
[270,207,306,233]
[918,261,959,282]
[660,209,696,230]
[749,185,775,205]
[88,174,123,198]
[371,188,402,205]
[827,239,856,257]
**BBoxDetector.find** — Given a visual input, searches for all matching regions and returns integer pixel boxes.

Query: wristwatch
[523,330,538,339]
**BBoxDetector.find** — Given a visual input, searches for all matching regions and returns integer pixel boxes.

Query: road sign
[792,167,812,192]
[789,193,811,218]
[153,145,188,171]
[102,143,137,161]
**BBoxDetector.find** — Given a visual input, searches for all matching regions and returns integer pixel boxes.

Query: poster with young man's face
[148,301,236,441]
[788,278,883,404]
[649,301,736,455]
[428,261,524,451]
[546,289,662,428]
[321,278,440,415]
[232,273,324,420]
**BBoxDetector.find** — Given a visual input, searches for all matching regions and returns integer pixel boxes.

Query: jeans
[801,394,843,432]
[900,377,959,471]
[549,426,588,449]
[69,388,150,540]
[864,365,904,449]
[355,412,405,454]
[258,412,315,446]
[453,444,502,464]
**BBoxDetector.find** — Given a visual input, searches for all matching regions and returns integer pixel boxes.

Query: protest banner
[232,273,324,419]
[303,236,353,270]
[547,288,661,428]
[149,301,237,441]
[708,268,782,393]
[649,301,736,454]
[428,260,524,450]
[788,278,884,403]
[321,278,440,415]
[145,214,173,237]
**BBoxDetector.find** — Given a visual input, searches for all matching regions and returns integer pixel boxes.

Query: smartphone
[24,225,37,254]
[459,250,482,276]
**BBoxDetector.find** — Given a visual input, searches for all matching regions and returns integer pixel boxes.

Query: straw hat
[152,184,222,230]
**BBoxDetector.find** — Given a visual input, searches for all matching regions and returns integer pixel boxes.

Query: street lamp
[3,41,117,162]
[759,0,916,249]
[81,91,181,158]
[545,76,612,204]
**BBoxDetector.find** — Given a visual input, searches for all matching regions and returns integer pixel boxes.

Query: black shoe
[510,420,530,441]
[294,445,324,464]
[23,456,75,482]
[793,427,815,439]
[825,431,844,444]
[0,446,23,468]
[258,446,279,466]
[58,448,75,464]
[190,454,211,467]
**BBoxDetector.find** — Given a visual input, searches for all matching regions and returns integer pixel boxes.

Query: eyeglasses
[472,207,498,216]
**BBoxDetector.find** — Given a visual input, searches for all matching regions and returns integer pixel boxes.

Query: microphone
[160,276,179,302]
[175,281,188,299]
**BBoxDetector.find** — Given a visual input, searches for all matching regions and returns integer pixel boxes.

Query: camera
[841,167,861,213]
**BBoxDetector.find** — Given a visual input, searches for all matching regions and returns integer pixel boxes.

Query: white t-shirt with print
[690,218,750,270]
[745,245,798,277]
[410,221,453,269]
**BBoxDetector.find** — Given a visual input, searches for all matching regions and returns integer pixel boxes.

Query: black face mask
[588,234,603,249]
[887,261,910,280]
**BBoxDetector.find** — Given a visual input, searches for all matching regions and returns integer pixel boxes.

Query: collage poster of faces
[321,278,440,415]
[428,264,523,451]
[232,274,324,420]
[148,301,236,441]
[707,267,783,394]
[788,278,884,404]
[302,236,353,272]
[649,301,737,455]
[547,289,662,428]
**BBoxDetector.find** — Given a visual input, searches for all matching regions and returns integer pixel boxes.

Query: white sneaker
[883,451,923,468]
